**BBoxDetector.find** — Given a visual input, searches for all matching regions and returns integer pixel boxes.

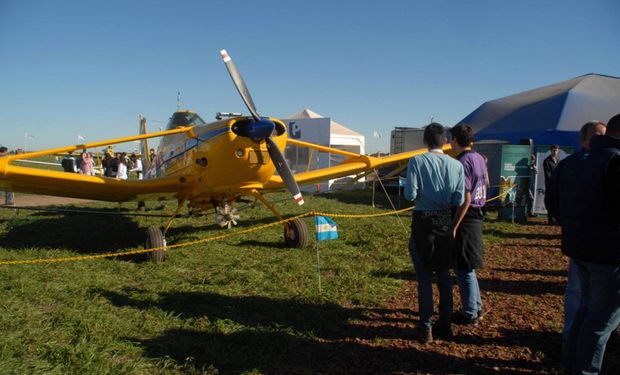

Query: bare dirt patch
[8,194,93,207]
[323,220,619,374]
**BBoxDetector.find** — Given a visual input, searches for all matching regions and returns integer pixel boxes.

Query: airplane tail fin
[139,115,151,170]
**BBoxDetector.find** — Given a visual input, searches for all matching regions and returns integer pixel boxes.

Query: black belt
[414,209,451,218]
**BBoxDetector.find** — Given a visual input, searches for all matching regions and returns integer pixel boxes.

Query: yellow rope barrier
[0,189,510,266]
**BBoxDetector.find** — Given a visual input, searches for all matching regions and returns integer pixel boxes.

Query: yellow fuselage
[148,117,288,202]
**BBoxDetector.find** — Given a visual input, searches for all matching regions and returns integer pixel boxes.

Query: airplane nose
[246,119,275,141]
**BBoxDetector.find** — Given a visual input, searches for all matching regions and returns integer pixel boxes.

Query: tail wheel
[283,218,309,249]
[145,226,166,263]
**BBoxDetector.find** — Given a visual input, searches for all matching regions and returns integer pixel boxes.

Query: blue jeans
[456,269,482,319]
[563,259,582,339]
[562,259,620,374]
[408,236,453,329]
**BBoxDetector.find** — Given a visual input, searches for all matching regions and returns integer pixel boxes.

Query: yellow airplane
[0,49,431,261]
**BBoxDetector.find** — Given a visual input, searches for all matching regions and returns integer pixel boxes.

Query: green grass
[0,189,515,374]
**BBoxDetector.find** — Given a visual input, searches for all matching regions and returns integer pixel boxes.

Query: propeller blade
[220,49,260,121]
[266,138,304,205]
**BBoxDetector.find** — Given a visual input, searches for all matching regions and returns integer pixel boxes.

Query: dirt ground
[6,194,93,207]
[328,220,620,374]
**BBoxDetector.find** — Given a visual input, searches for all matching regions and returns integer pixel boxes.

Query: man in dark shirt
[559,121,606,353]
[547,114,620,374]
[61,151,78,173]
[543,144,560,224]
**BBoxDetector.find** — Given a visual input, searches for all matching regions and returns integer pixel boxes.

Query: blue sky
[1,0,618,153]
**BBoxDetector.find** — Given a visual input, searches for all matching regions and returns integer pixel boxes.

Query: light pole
[24,132,34,152]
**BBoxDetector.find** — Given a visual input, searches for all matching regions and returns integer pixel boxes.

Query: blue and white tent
[460,74,620,149]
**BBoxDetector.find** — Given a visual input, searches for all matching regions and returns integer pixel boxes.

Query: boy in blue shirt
[405,123,465,343]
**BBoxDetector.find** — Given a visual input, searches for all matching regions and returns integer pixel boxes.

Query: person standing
[115,153,128,180]
[527,153,538,217]
[557,121,607,356]
[543,144,560,224]
[79,151,94,175]
[404,123,465,343]
[0,146,14,205]
[547,115,620,374]
[450,124,487,325]
[61,151,78,173]
[129,153,143,180]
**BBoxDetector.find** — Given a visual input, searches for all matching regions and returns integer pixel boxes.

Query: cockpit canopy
[166,111,207,130]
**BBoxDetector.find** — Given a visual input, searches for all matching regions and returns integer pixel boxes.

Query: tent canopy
[460,74,620,149]
[287,108,363,137]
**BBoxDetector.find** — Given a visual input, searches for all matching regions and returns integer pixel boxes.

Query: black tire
[145,226,166,263]
[283,218,309,249]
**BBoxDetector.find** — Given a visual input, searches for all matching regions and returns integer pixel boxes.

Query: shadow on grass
[0,210,143,253]
[0,205,314,256]
[99,289,563,374]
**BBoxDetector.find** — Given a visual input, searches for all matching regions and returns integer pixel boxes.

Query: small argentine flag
[315,216,338,241]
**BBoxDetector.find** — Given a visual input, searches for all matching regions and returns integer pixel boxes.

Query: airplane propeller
[220,49,304,206]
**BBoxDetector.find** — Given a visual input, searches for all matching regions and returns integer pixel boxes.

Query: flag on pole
[315,216,338,241]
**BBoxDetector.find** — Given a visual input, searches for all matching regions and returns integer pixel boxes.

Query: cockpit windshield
[166,112,207,130]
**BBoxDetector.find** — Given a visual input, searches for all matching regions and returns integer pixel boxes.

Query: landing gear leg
[251,190,309,249]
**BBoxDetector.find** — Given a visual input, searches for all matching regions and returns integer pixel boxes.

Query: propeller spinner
[220,49,304,205]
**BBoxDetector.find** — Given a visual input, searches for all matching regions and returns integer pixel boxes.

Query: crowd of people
[404,116,619,374]
[62,150,143,180]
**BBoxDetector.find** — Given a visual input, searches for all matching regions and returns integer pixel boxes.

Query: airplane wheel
[283,218,309,249]
[145,226,166,263]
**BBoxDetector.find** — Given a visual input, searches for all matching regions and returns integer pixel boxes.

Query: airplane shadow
[0,205,304,254]
[167,215,285,237]
[0,208,143,254]
[97,288,564,374]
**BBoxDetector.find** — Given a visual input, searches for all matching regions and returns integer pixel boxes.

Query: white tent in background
[283,109,366,192]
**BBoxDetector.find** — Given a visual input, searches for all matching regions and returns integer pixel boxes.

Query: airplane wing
[264,138,452,189]
[0,127,195,202]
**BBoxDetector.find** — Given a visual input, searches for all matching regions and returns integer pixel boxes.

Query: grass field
[0,190,616,374]
[0,190,415,374]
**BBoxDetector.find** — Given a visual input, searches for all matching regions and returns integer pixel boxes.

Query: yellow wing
[265,138,452,189]
[0,127,194,202]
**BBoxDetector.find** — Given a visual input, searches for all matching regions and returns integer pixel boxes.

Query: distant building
[390,127,426,154]
[283,108,366,192]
